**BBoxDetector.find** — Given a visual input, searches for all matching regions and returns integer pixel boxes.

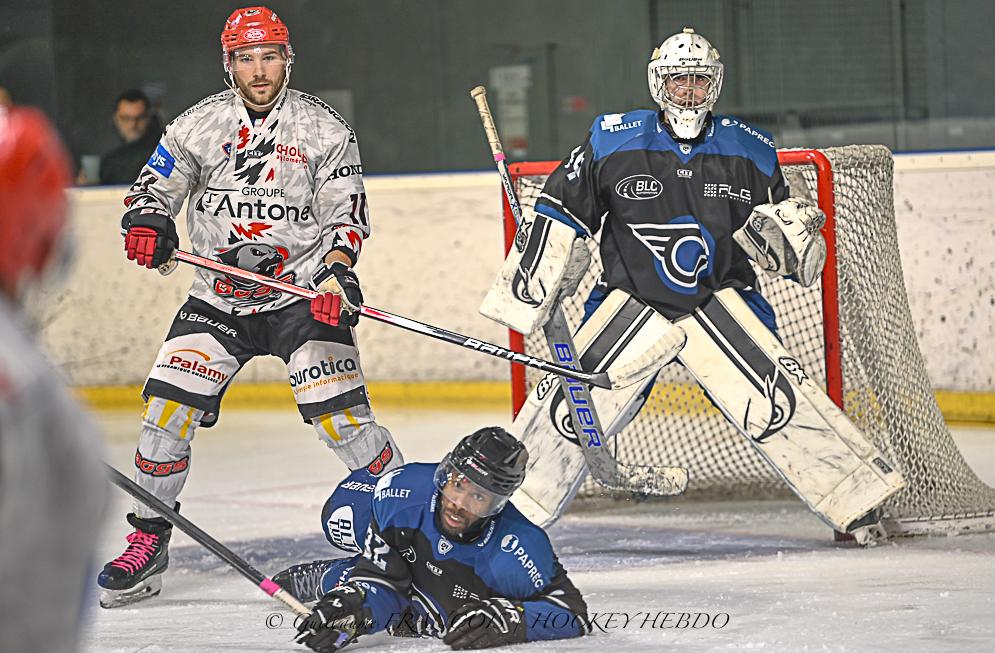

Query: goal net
[504,146,995,537]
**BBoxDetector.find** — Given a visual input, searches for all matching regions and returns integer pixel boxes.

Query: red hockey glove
[310,262,363,327]
[122,206,178,268]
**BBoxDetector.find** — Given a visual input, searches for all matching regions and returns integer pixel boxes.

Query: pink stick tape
[493,153,506,162]
[260,578,281,596]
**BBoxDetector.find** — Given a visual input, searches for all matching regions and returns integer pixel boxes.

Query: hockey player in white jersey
[98,6,404,608]
[0,107,107,652]
[481,28,904,541]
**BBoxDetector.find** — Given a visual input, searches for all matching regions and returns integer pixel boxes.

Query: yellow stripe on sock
[342,408,360,428]
[179,407,194,440]
[320,413,341,442]
[157,400,181,430]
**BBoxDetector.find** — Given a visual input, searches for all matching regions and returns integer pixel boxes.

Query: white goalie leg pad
[133,397,204,519]
[313,404,404,476]
[733,197,827,287]
[480,213,591,334]
[511,289,678,526]
[676,288,906,531]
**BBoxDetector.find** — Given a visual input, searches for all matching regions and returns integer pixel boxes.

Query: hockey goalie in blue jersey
[279,427,589,651]
[480,27,905,543]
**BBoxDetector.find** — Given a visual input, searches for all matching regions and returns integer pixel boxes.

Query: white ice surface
[83,409,995,652]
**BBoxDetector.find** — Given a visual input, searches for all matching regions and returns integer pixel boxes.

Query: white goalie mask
[647,27,724,139]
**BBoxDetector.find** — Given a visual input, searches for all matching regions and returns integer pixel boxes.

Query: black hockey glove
[310,262,363,328]
[294,582,372,652]
[443,597,528,650]
[122,206,178,269]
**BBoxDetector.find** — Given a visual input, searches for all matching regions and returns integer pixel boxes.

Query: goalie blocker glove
[295,582,372,652]
[310,262,363,328]
[733,197,827,287]
[480,213,591,334]
[443,597,529,650]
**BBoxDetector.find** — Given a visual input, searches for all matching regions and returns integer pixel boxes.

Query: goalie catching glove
[480,213,590,334]
[295,582,372,652]
[733,197,827,287]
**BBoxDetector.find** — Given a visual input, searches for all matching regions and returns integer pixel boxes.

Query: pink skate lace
[109,530,159,574]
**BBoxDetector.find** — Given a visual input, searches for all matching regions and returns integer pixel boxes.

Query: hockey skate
[273,559,340,603]
[97,512,173,608]
[845,507,888,547]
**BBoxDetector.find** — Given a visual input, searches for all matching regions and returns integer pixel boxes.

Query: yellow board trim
[73,382,993,425]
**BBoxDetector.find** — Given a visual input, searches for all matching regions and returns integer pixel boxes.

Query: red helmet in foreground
[0,106,72,299]
[220,6,294,74]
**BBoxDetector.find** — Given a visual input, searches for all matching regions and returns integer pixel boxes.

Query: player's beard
[235,68,286,108]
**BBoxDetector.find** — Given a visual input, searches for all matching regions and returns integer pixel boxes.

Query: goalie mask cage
[503,146,995,538]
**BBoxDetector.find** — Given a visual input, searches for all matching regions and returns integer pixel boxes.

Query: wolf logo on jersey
[629,216,716,294]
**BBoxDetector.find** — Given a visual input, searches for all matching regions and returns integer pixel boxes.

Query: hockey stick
[160,249,638,390]
[471,85,687,496]
[105,463,310,617]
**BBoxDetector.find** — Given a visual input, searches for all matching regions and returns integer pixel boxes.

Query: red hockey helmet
[0,106,72,298]
[220,6,294,74]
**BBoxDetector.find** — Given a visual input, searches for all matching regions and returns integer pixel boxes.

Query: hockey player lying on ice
[480,27,905,543]
[277,427,590,651]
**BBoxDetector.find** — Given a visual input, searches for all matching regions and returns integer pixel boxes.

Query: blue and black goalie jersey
[536,110,789,319]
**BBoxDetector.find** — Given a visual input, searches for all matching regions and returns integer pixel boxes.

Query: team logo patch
[615,174,662,200]
[629,217,716,295]
[437,537,453,555]
[501,534,520,552]
[147,143,176,178]
[243,28,266,41]
[400,546,417,562]
[679,143,692,155]
[326,505,360,553]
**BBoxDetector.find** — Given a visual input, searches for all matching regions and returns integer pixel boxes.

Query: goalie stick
[471,85,688,496]
[159,249,649,390]
[104,463,310,617]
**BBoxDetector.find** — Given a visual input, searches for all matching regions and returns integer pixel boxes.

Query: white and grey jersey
[124,88,370,315]
[0,297,106,653]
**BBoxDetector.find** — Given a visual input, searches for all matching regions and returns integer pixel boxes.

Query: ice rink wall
[43,151,994,419]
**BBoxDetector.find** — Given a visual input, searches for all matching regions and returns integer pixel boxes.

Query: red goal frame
[501,150,841,418]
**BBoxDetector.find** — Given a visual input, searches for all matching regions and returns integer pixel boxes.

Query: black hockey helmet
[448,426,529,496]
[433,427,529,520]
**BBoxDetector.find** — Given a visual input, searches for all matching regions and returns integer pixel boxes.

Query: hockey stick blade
[605,464,689,496]
[161,250,616,389]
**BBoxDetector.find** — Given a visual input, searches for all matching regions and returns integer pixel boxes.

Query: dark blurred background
[3,0,994,180]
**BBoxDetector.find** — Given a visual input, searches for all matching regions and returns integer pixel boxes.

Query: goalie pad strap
[676,288,905,530]
[480,214,590,334]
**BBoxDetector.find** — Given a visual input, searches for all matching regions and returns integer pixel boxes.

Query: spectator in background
[98,89,161,185]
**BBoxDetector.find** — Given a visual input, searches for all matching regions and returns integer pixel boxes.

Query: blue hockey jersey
[536,110,789,320]
[330,464,588,641]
